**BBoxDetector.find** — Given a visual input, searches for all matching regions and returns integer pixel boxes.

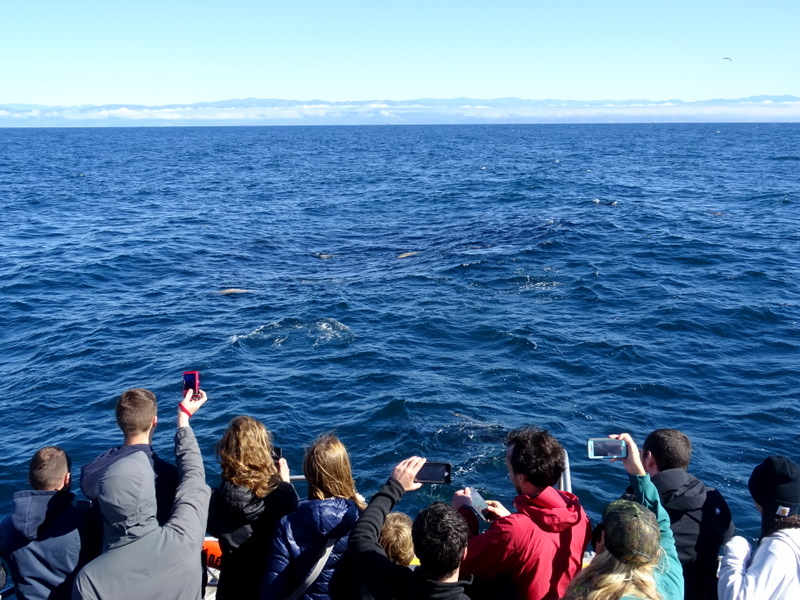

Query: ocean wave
[229,317,353,348]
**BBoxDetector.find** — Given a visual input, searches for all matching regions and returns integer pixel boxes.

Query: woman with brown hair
[262,433,365,600]
[207,416,299,600]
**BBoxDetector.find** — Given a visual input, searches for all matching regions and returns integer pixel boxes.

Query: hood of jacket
[292,497,360,540]
[514,486,586,533]
[10,489,75,541]
[217,480,265,521]
[98,451,159,550]
[651,468,708,512]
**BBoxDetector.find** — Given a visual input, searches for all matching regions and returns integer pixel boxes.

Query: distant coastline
[1,95,799,127]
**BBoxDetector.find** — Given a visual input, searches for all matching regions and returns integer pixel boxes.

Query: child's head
[379,512,415,567]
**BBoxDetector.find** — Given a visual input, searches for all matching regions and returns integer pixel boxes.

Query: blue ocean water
[1,124,798,542]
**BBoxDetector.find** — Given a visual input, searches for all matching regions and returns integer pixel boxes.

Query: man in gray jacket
[73,389,211,600]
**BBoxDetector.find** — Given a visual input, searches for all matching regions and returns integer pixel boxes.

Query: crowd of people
[1,386,798,600]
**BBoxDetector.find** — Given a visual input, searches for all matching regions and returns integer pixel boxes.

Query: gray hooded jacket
[73,426,210,600]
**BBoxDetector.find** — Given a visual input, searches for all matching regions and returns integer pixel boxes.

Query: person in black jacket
[0,446,99,600]
[207,416,299,599]
[332,456,471,600]
[624,429,735,600]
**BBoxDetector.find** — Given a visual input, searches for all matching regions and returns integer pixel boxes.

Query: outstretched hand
[610,433,645,476]
[178,389,208,427]
[391,456,426,492]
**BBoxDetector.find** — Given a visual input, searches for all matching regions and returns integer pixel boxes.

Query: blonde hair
[216,416,280,498]
[379,512,415,567]
[562,550,662,600]
[304,434,366,509]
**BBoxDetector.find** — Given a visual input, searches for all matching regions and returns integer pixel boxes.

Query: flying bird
[722,57,733,61]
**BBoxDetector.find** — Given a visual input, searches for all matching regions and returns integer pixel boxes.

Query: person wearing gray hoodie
[72,389,211,600]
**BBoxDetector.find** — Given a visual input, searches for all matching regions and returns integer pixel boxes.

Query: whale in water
[217,288,251,295]
[397,252,419,259]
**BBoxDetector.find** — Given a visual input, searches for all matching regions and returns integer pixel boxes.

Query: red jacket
[460,486,591,600]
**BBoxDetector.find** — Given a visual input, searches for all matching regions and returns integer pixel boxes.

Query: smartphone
[414,462,452,484]
[272,446,282,462]
[182,371,200,395]
[587,438,627,459]
[470,488,490,521]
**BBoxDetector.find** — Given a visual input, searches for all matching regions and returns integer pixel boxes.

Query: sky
[1,0,799,107]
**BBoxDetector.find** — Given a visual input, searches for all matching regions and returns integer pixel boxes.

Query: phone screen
[587,438,627,459]
[470,489,490,521]
[183,371,199,393]
[414,462,452,484]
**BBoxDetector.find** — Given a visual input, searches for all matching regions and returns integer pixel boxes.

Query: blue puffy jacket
[262,498,360,600]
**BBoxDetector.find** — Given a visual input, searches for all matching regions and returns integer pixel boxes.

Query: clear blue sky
[2,0,798,106]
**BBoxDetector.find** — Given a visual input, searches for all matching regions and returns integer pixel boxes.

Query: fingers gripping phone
[587,438,627,459]
[414,462,452,484]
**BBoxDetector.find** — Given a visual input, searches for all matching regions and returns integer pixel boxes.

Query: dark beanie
[748,455,800,535]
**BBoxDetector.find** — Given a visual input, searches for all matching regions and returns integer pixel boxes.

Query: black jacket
[207,479,299,599]
[331,478,471,600]
[0,489,99,600]
[625,469,734,600]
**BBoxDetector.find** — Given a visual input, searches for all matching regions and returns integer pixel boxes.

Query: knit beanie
[748,455,800,536]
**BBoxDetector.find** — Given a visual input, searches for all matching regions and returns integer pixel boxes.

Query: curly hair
[304,434,366,509]
[505,426,565,488]
[412,502,469,580]
[216,416,280,498]
[380,512,415,567]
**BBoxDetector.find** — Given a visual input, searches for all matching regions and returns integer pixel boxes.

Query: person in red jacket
[452,426,591,600]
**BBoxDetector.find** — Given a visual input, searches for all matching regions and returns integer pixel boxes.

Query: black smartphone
[587,438,628,459]
[414,462,452,484]
[272,446,282,462]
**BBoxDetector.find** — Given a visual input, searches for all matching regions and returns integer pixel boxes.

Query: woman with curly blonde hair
[562,433,683,600]
[263,433,365,600]
[208,416,299,600]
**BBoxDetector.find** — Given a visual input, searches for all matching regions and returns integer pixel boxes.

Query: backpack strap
[286,537,337,600]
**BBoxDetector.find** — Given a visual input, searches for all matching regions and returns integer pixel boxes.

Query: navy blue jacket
[0,490,99,600]
[262,498,361,600]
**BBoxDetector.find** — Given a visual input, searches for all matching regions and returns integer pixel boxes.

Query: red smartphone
[182,371,200,396]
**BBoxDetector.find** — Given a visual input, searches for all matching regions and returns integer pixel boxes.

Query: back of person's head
[749,454,800,538]
[379,512,415,567]
[28,446,70,490]
[115,388,157,436]
[563,499,661,600]
[562,550,660,600]
[304,433,365,509]
[642,429,691,471]
[412,502,468,581]
[505,426,565,488]
[216,416,279,498]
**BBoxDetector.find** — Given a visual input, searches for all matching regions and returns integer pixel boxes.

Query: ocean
[1,123,798,541]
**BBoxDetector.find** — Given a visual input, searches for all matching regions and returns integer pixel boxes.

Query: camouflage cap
[602,499,660,566]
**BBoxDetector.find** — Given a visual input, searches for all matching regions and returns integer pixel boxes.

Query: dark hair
[115,388,157,436]
[642,429,691,471]
[505,426,565,488]
[412,502,468,580]
[29,446,70,490]
[762,514,800,538]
